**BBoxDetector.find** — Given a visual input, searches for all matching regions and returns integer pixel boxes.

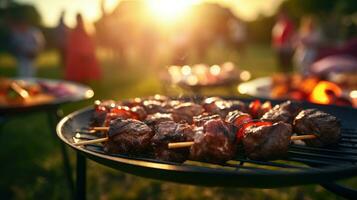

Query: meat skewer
[76,97,341,163]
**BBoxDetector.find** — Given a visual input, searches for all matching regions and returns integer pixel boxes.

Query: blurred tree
[7,2,42,26]
[281,0,357,17]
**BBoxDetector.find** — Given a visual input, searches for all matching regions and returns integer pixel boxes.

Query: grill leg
[321,183,357,200]
[47,109,75,199]
[76,152,86,200]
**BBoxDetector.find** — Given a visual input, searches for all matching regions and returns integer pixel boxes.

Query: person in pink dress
[272,9,295,72]
[65,13,101,82]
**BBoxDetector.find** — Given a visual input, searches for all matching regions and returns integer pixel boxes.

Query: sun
[147,0,198,22]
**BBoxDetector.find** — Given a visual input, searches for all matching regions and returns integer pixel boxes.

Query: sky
[16,0,284,31]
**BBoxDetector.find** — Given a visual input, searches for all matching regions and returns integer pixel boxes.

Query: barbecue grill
[1,78,94,199]
[56,97,357,199]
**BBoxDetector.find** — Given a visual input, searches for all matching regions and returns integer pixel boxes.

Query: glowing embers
[309,81,342,105]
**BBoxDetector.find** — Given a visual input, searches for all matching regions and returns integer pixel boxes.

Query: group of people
[272,10,324,76]
[9,12,101,83]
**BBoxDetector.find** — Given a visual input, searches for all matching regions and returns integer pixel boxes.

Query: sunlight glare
[147,0,197,22]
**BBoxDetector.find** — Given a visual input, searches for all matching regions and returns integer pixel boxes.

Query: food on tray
[75,96,341,164]
[0,78,74,107]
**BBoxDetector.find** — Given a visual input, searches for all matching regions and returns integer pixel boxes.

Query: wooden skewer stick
[10,82,30,99]
[290,134,317,140]
[74,137,108,146]
[168,134,317,149]
[168,141,194,149]
[91,127,109,131]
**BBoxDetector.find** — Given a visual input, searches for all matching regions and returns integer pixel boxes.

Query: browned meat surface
[225,110,251,125]
[142,99,170,114]
[151,121,195,162]
[144,112,174,130]
[293,109,341,147]
[172,102,204,124]
[104,118,153,154]
[202,97,223,112]
[130,106,147,120]
[193,113,221,127]
[261,101,301,124]
[202,97,247,118]
[190,119,236,163]
[243,122,292,160]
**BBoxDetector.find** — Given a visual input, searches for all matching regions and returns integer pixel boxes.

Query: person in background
[272,9,295,72]
[65,13,101,82]
[9,19,45,77]
[54,11,69,67]
[294,16,324,76]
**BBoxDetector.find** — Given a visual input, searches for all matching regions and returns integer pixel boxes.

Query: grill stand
[1,107,75,199]
[47,108,75,199]
[76,153,86,200]
[72,156,357,199]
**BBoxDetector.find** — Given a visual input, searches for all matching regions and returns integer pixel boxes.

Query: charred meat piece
[142,99,170,114]
[151,121,195,162]
[172,102,204,124]
[225,110,252,127]
[91,100,116,126]
[193,113,221,127]
[202,97,223,112]
[203,98,247,118]
[261,101,301,124]
[243,122,292,161]
[104,118,153,154]
[293,109,341,147]
[102,106,139,126]
[190,119,236,163]
[130,106,147,120]
[144,113,174,130]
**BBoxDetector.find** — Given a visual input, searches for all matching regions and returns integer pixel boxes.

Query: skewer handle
[92,127,109,131]
[291,134,317,141]
[74,137,108,146]
[168,141,194,149]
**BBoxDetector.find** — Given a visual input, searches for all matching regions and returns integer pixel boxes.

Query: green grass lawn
[0,44,354,199]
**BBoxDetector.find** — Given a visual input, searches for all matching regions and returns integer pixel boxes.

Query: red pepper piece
[233,115,252,128]
[110,106,138,120]
[236,121,272,141]
[249,100,261,118]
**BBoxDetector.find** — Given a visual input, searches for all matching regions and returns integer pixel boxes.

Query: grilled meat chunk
[225,110,252,126]
[261,101,301,124]
[293,109,341,147]
[151,121,195,162]
[172,102,204,124]
[243,122,292,160]
[104,118,153,154]
[193,113,221,127]
[142,99,170,114]
[144,113,174,130]
[130,106,147,120]
[190,119,236,163]
[202,97,247,118]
